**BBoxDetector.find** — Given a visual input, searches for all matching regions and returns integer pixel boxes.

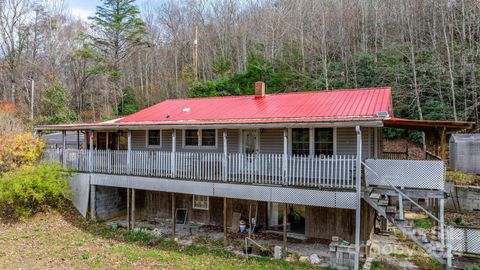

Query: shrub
[123,230,152,244]
[0,132,45,174]
[465,264,480,270]
[0,163,71,218]
[413,218,434,230]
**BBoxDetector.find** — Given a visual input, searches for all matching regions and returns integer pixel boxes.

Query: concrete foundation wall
[95,186,127,220]
[445,182,480,212]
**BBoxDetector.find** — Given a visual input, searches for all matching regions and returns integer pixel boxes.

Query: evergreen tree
[41,79,76,124]
[89,0,148,77]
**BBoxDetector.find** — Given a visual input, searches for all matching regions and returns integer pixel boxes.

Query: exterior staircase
[362,187,451,265]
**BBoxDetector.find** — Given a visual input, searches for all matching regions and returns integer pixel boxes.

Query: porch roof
[383,117,474,132]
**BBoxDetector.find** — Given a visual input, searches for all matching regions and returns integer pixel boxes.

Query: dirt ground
[0,205,316,270]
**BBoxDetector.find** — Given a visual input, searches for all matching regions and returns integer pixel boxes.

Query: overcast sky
[65,0,151,21]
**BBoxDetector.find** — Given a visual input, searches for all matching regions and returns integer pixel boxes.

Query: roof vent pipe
[255,81,266,98]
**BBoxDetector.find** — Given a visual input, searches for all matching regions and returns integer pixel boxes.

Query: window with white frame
[146,130,161,147]
[291,127,335,156]
[291,128,310,156]
[314,128,334,156]
[184,129,216,147]
[193,195,209,210]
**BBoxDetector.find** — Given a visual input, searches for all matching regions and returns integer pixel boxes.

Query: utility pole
[30,79,35,121]
[193,25,199,81]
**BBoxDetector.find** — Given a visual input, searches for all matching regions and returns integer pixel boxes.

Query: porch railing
[44,149,357,189]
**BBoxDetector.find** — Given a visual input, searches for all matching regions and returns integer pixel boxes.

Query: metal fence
[43,149,356,189]
[448,226,480,254]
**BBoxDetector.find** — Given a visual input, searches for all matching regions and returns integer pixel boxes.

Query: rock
[309,254,321,265]
[285,255,296,263]
[299,256,309,263]
[151,228,163,237]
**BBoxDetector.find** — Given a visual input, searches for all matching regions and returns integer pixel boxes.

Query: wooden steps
[363,188,449,265]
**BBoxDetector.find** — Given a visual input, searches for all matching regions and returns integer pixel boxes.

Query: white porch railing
[43,149,357,189]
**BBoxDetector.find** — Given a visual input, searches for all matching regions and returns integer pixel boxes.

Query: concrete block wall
[95,186,127,220]
[445,182,480,212]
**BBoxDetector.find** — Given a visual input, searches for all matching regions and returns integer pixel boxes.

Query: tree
[88,0,148,112]
[40,79,76,124]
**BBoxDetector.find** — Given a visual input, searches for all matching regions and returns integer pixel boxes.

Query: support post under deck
[223,197,227,246]
[354,126,362,270]
[282,203,287,258]
[172,192,176,237]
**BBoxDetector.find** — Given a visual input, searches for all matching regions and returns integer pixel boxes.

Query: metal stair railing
[362,161,440,223]
[362,161,452,266]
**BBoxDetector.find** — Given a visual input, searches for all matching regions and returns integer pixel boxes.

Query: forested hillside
[0,0,478,132]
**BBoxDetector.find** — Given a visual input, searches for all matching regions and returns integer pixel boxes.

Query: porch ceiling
[383,117,474,132]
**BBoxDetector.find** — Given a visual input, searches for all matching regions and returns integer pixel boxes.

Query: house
[37,83,473,268]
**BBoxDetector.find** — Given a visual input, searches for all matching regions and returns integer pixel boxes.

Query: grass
[465,264,480,270]
[0,204,319,269]
[389,252,409,259]
[413,218,434,230]
[410,256,442,270]
[446,171,480,186]
[371,260,402,270]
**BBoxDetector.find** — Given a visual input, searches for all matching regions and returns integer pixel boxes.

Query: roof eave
[35,119,384,131]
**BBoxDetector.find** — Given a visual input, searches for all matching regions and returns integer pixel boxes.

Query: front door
[243,130,258,155]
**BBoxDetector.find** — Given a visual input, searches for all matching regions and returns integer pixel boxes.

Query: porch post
[127,130,131,175]
[62,130,66,167]
[283,128,288,186]
[171,129,176,177]
[440,197,445,246]
[440,127,447,161]
[76,130,80,149]
[223,129,228,181]
[354,126,362,270]
[89,130,93,172]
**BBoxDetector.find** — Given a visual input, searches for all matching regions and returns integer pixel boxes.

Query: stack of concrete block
[329,236,356,269]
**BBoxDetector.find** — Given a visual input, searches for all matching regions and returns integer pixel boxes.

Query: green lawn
[0,205,320,269]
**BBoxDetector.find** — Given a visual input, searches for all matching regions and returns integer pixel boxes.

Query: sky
[65,0,151,21]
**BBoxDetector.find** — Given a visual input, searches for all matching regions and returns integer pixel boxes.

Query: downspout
[354,126,362,270]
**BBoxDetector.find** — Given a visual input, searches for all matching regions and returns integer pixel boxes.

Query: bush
[0,132,45,174]
[0,163,71,218]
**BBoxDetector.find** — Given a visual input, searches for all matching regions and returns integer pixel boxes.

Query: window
[291,128,310,156]
[193,195,209,210]
[201,129,216,146]
[185,129,199,146]
[184,129,216,147]
[314,128,334,156]
[146,130,161,147]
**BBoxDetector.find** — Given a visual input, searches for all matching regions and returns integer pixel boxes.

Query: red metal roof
[118,87,393,124]
[36,87,394,130]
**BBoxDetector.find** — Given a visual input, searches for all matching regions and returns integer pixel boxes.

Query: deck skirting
[76,172,356,209]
